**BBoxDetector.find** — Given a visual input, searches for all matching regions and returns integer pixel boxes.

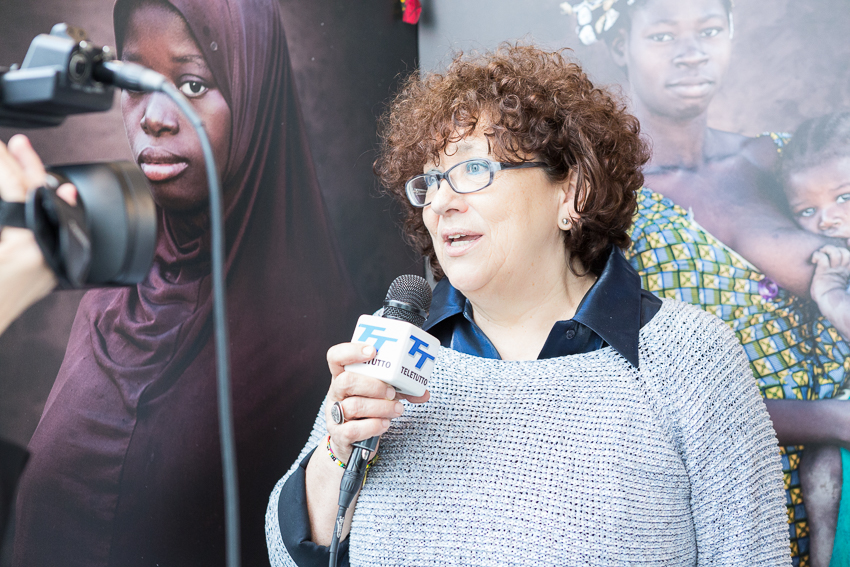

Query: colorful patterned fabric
[628,188,850,566]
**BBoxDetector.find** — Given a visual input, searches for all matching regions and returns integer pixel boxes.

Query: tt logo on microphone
[407,335,436,370]
[355,323,399,351]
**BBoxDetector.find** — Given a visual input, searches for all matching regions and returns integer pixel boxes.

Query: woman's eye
[464,161,489,176]
[798,207,816,218]
[648,32,674,42]
[837,194,850,204]
[700,27,722,38]
[178,80,209,98]
[425,174,440,189]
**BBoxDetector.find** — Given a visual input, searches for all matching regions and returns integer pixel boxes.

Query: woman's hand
[325,342,430,464]
[305,340,429,546]
[0,135,77,336]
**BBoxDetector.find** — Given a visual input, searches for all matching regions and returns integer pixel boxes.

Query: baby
[782,112,850,344]
[780,111,850,567]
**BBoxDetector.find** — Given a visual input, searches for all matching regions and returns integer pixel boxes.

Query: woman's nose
[673,38,709,68]
[428,178,467,216]
[140,92,180,136]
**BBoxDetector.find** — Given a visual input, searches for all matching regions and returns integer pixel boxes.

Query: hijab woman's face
[121,1,232,211]
[610,0,732,121]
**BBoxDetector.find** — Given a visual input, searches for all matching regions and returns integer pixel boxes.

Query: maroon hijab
[14,0,357,564]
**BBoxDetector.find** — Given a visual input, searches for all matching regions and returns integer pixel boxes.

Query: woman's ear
[557,169,580,232]
[607,30,628,68]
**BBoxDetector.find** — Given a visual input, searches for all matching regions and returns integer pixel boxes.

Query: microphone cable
[96,61,240,567]
[329,436,379,567]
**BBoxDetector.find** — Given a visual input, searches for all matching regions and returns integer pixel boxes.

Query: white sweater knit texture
[266,299,791,566]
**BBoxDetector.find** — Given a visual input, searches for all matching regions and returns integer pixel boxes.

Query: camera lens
[47,162,157,285]
[68,51,91,84]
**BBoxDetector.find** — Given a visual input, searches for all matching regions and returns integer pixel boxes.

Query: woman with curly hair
[265,44,790,566]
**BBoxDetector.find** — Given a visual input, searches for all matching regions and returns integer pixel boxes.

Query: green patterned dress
[628,187,850,566]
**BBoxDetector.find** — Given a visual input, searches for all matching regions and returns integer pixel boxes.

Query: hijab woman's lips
[138,148,189,182]
[140,161,189,181]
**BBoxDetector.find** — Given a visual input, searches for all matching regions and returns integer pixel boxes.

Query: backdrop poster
[419,0,850,565]
[0,0,418,566]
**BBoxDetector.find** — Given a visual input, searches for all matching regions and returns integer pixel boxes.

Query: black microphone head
[383,274,432,328]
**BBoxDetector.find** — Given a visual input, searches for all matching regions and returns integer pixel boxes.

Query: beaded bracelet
[327,435,379,470]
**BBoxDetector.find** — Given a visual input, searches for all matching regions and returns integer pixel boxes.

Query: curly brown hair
[374,44,650,278]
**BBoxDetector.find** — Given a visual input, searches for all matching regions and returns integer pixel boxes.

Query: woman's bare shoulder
[708,128,782,170]
[741,133,784,169]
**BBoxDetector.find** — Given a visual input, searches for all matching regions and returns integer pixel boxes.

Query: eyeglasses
[404,158,547,208]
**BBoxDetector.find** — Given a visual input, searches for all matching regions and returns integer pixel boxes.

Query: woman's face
[422,131,573,299]
[611,0,732,121]
[121,1,232,211]
[786,156,850,239]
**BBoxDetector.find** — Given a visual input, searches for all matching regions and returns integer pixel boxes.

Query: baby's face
[786,156,850,239]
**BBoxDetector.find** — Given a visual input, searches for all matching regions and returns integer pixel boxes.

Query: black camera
[0,24,157,288]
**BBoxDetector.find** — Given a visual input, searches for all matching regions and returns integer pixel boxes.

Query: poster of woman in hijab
[11,0,357,564]
[0,0,417,566]
[417,0,850,565]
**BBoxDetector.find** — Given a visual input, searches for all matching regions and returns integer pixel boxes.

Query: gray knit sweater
[266,299,791,566]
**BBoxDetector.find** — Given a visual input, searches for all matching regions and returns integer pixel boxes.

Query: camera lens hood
[47,161,157,286]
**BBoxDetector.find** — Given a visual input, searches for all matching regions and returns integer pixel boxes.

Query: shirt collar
[424,245,643,367]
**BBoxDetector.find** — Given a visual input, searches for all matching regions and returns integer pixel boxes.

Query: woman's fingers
[329,418,391,453]
[396,390,431,404]
[7,135,47,191]
[332,371,396,401]
[56,183,78,207]
[326,342,432,404]
[324,340,431,460]
[334,396,404,422]
[327,342,376,376]
[0,137,77,210]
[0,139,28,202]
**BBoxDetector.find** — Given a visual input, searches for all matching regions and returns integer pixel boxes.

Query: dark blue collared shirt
[423,246,661,368]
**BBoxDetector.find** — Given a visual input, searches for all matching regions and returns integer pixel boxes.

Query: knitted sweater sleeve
[651,304,791,566]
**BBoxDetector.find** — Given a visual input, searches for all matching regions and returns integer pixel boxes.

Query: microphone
[344,274,439,397]
[329,275,438,567]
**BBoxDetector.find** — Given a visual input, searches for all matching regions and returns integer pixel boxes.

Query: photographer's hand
[0,135,76,336]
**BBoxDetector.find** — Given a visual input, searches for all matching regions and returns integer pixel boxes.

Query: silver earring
[561,218,569,226]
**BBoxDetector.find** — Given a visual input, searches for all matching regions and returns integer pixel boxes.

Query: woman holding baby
[565,0,850,563]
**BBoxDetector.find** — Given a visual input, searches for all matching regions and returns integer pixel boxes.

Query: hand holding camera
[0,134,76,334]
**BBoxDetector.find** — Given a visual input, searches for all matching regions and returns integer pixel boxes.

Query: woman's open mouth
[442,232,482,256]
[138,148,189,182]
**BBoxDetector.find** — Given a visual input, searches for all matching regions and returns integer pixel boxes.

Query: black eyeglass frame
[404,158,548,208]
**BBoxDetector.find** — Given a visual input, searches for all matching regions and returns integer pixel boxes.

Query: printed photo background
[419,0,850,565]
[2,0,850,565]
[0,0,418,566]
